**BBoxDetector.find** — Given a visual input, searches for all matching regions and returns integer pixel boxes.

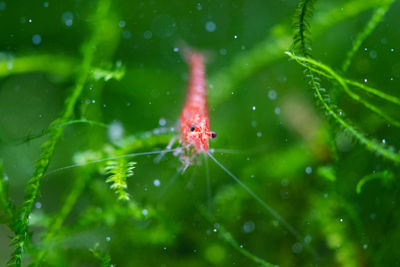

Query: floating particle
[144,30,152,39]
[268,90,277,100]
[62,12,74,27]
[205,21,216,32]
[305,166,312,174]
[153,179,161,187]
[32,34,42,45]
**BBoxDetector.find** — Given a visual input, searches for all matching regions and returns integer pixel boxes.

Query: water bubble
[274,107,281,115]
[339,218,343,223]
[28,19,32,23]
[4,175,8,181]
[257,132,262,137]
[205,21,216,32]
[122,30,131,39]
[369,50,377,59]
[251,121,257,127]
[91,100,96,104]
[239,244,244,248]
[106,236,111,242]
[242,221,255,233]
[144,30,152,39]
[108,121,124,142]
[173,47,179,52]
[268,90,277,100]
[35,202,42,209]
[292,242,303,254]
[153,179,161,187]
[390,48,394,52]
[43,2,49,7]
[304,235,312,244]
[197,3,202,10]
[364,47,368,51]
[241,45,246,50]
[142,209,148,216]
[0,1,6,10]
[62,12,74,27]
[324,193,328,198]
[159,118,166,126]
[234,35,238,39]
[364,78,368,83]
[118,20,126,28]
[390,77,394,81]
[305,166,312,174]
[32,34,42,45]
[7,62,13,70]
[252,106,256,111]
[363,244,368,249]
[219,48,227,55]
[382,139,386,144]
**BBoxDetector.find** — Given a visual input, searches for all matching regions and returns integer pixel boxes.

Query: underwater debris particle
[159,118,166,126]
[144,30,152,39]
[268,90,277,100]
[305,166,312,174]
[242,221,255,233]
[205,21,216,32]
[32,34,42,45]
[292,242,303,254]
[118,20,126,28]
[62,12,74,27]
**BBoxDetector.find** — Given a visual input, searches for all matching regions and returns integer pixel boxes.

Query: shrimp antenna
[45,148,181,176]
[207,152,301,240]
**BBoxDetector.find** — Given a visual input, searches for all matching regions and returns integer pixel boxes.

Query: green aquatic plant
[1,0,400,266]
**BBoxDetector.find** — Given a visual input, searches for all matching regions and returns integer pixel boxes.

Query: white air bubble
[142,209,148,216]
[153,179,161,187]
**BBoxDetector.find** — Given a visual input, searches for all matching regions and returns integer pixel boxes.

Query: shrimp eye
[189,124,195,131]
[211,131,217,139]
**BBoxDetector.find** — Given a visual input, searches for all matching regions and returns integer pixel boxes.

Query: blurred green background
[1,0,400,266]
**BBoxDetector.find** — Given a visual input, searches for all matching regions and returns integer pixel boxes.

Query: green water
[1,0,400,266]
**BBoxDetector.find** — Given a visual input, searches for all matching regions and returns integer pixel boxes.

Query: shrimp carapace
[179,50,216,155]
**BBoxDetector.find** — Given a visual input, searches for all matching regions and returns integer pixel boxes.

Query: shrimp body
[179,51,215,155]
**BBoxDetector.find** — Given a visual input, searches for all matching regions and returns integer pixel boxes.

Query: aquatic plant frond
[291,0,316,57]
[105,160,135,201]
[286,52,400,127]
[8,0,119,265]
[356,170,393,194]
[342,0,396,72]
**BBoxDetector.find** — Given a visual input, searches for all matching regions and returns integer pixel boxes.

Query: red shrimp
[180,51,214,150]
[48,49,300,241]
[178,50,216,167]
